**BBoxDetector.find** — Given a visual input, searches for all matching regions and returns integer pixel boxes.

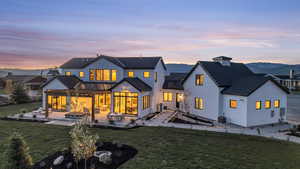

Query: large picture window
[163,92,172,102]
[90,69,117,81]
[143,95,150,110]
[114,92,138,115]
[195,97,204,110]
[47,95,67,111]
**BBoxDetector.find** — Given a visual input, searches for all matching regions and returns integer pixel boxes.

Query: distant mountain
[246,63,300,75]
[165,64,193,73]
[0,69,47,77]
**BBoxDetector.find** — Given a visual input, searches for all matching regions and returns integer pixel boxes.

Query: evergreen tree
[2,132,33,169]
[10,83,31,104]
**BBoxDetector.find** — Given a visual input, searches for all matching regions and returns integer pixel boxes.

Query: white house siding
[152,60,167,112]
[247,81,287,127]
[223,95,248,126]
[183,65,221,120]
[111,81,152,118]
[42,79,68,109]
[61,58,124,82]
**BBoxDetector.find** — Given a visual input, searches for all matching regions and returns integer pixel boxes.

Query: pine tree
[10,83,31,104]
[2,132,33,169]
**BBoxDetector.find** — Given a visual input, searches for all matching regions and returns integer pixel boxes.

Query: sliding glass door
[47,95,67,111]
[114,92,138,115]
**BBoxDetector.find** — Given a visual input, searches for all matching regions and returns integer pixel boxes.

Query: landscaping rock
[39,161,46,167]
[53,155,64,165]
[66,162,73,169]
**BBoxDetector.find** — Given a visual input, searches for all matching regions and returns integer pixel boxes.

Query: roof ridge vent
[213,56,232,66]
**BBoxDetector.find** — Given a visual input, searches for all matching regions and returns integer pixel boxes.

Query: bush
[20,108,28,114]
[2,132,33,169]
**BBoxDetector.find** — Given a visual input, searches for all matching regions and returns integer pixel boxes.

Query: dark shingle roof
[222,76,289,96]
[163,73,187,90]
[25,76,47,84]
[111,78,152,92]
[60,55,166,70]
[42,75,81,89]
[76,82,115,91]
[200,61,254,87]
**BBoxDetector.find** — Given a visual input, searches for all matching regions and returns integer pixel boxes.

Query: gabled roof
[222,76,290,96]
[25,76,47,84]
[110,77,152,92]
[42,75,82,89]
[75,82,115,91]
[163,73,187,90]
[182,61,254,87]
[60,55,167,70]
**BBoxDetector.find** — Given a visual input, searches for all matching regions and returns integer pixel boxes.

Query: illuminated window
[79,72,85,78]
[274,100,280,108]
[47,95,67,111]
[90,70,95,80]
[128,71,134,77]
[195,97,204,110]
[195,74,204,86]
[265,100,271,109]
[230,100,237,109]
[256,101,262,110]
[163,92,172,102]
[143,95,150,110]
[154,72,158,82]
[95,93,111,112]
[144,72,150,78]
[114,92,138,115]
[65,72,72,76]
[112,70,117,81]
[103,69,110,81]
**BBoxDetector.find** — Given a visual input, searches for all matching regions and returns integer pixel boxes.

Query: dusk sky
[1,0,300,69]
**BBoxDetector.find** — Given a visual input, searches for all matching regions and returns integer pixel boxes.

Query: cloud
[207,39,275,48]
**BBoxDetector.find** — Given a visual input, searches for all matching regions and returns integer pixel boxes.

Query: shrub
[70,117,99,169]
[108,119,115,125]
[20,108,28,114]
[2,132,33,169]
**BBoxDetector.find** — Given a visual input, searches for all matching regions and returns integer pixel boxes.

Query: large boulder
[53,155,64,166]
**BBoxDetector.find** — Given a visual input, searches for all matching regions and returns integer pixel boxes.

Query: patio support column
[91,94,95,122]
[45,92,49,118]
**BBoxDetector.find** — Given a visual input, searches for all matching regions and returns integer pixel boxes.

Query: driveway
[287,94,300,123]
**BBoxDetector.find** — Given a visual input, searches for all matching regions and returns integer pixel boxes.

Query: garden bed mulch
[32,142,138,169]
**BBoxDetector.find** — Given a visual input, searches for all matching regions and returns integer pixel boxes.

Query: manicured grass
[0,103,300,169]
[0,102,41,117]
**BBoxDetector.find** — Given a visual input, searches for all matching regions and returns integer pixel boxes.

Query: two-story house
[182,56,289,127]
[42,55,289,127]
[42,55,167,121]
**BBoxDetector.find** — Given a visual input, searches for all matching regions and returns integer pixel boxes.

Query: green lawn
[0,104,300,169]
[0,102,41,117]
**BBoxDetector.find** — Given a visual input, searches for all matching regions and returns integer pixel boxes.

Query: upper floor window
[163,92,172,102]
[65,72,72,76]
[112,70,117,81]
[230,100,237,109]
[195,97,204,110]
[79,72,85,78]
[154,72,158,82]
[90,69,117,81]
[128,71,134,78]
[195,74,204,86]
[274,100,280,108]
[265,100,271,109]
[256,101,262,110]
[144,72,150,78]
[89,70,95,80]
